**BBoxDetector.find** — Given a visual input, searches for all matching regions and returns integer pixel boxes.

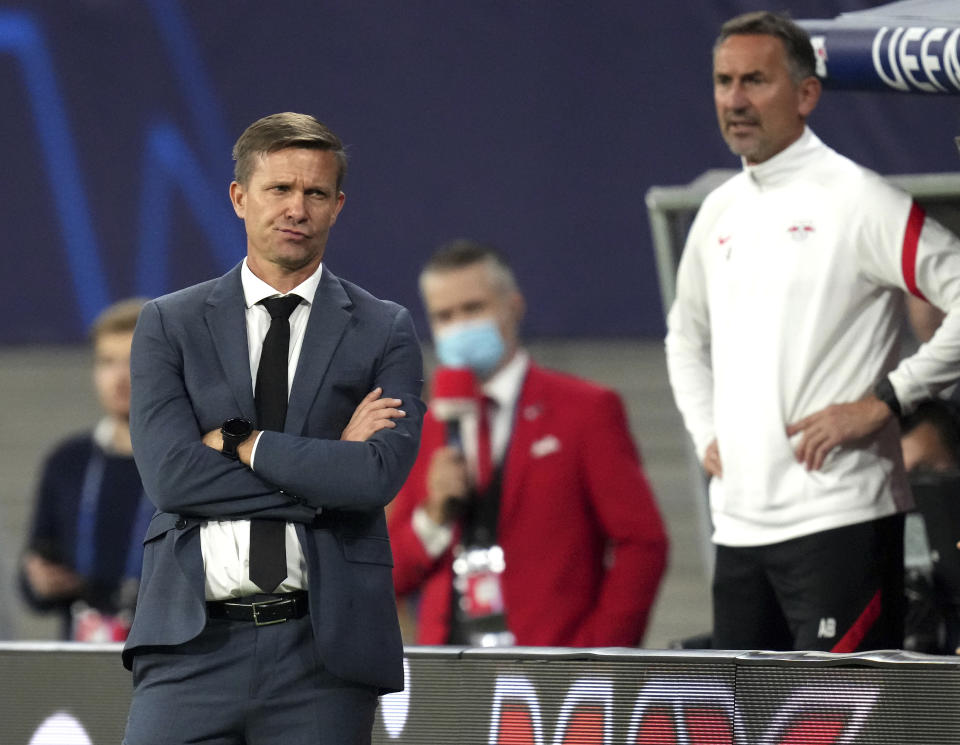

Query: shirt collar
[92,416,132,456]
[743,126,823,189]
[240,258,323,308]
[92,416,115,451]
[482,350,530,410]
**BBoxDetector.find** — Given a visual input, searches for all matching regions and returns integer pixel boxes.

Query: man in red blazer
[390,240,668,646]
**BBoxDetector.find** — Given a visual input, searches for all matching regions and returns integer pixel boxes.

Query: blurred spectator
[390,240,668,647]
[901,400,960,653]
[19,298,151,641]
[902,400,960,475]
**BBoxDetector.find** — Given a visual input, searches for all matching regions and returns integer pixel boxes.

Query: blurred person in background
[666,11,960,652]
[19,298,150,641]
[390,240,667,647]
[900,400,960,654]
[902,400,960,476]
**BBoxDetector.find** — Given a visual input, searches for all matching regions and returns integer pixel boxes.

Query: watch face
[222,418,252,437]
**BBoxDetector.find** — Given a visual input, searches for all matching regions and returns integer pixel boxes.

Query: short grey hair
[419,239,519,297]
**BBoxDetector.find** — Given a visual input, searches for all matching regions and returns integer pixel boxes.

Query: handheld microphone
[431,366,479,447]
[430,367,479,520]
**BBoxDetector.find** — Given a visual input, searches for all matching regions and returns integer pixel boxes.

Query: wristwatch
[872,377,902,418]
[220,417,253,460]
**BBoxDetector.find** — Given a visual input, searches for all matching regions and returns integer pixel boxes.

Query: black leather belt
[206,591,308,626]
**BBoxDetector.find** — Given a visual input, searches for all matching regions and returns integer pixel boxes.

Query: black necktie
[249,294,302,593]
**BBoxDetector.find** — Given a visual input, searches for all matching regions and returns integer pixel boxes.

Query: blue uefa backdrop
[2,1,958,343]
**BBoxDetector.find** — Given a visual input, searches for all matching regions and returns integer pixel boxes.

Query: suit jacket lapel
[285,268,353,435]
[205,264,257,421]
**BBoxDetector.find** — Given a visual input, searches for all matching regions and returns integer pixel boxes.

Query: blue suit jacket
[122,263,424,693]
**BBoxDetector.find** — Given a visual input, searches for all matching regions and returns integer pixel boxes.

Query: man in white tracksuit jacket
[666,10,960,651]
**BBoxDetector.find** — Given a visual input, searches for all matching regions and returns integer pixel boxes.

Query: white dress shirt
[199,259,322,600]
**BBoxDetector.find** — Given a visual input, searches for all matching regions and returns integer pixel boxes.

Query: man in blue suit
[122,112,425,745]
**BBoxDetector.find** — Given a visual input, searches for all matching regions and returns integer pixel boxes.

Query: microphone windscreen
[431,367,478,421]
[432,366,477,399]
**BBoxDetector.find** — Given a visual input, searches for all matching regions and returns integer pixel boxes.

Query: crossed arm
[130,300,424,520]
[200,387,407,463]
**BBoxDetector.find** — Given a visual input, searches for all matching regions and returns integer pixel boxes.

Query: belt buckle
[251,598,287,626]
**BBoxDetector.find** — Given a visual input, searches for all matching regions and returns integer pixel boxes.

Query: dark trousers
[123,614,378,745]
[712,514,905,652]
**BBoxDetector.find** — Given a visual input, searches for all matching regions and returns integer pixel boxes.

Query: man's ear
[510,290,526,325]
[798,75,822,118]
[331,191,346,224]
[229,181,246,218]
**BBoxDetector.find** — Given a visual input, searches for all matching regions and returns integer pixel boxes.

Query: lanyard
[74,446,153,580]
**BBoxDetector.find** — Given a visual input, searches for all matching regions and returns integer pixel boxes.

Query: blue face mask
[435,318,506,377]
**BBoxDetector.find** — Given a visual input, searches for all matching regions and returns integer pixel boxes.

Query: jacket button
[175,518,188,529]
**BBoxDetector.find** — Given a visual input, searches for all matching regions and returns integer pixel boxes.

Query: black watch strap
[873,377,902,418]
[221,417,252,460]
[221,438,242,460]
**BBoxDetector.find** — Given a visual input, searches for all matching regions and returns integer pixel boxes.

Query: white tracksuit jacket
[666,128,960,547]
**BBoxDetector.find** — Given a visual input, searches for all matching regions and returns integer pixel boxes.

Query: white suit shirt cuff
[249,431,264,470]
[412,507,453,558]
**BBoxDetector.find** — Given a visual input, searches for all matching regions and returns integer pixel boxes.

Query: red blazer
[390,363,668,646]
